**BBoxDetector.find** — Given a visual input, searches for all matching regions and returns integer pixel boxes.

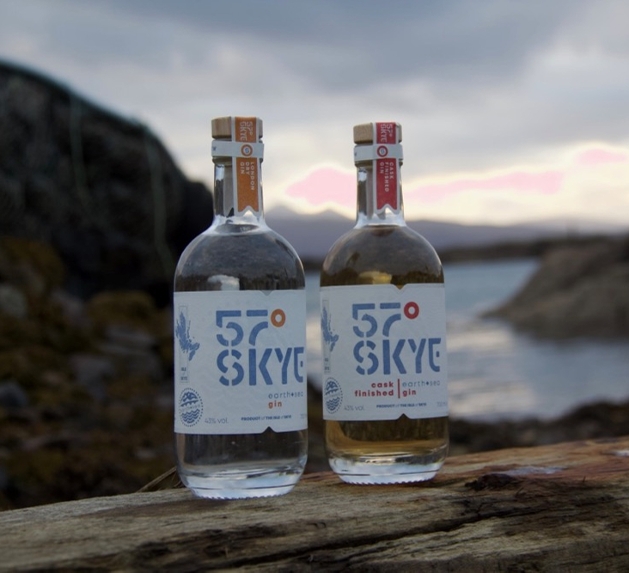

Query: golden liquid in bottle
[321,224,448,483]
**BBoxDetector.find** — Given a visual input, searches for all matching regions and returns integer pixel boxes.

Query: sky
[1,0,629,227]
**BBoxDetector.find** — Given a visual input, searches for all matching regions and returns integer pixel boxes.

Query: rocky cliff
[0,60,214,302]
[0,61,215,509]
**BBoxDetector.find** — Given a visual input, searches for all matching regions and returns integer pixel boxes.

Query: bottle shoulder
[175,224,304,291]
[321,224,443,287]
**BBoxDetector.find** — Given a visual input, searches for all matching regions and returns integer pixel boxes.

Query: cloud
[410,171,565,203]
[574,148,629,166]
[412,143,629,223]
[285,168,355,210]
[2,0,600,94]
[1,0,629,225]
[92,0,577,88]
[285,143,629,225]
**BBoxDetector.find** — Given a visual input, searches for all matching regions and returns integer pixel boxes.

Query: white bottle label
[174,290,307,434]
[320,284,448,421]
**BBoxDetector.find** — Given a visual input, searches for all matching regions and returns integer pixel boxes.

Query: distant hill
[266,206,628,262]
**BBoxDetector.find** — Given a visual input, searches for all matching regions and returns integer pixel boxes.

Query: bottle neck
[213,156,265,226]
[355,160,405,227]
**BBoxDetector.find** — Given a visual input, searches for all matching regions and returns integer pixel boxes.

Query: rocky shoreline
[2,60,629,511]
[2,235,629,509]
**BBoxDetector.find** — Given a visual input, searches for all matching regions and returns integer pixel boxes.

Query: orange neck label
[234,117,261,214]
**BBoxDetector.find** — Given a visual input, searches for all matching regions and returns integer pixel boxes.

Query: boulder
[0,380,29,409]
[488,237,629,338]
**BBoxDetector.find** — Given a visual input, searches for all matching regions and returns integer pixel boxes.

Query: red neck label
[374,122,400,213]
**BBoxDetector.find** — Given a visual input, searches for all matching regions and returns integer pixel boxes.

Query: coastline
[2,234,629,509]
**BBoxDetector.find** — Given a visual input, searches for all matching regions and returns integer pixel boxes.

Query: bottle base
[328,456,443,485]
[179,463,304,499]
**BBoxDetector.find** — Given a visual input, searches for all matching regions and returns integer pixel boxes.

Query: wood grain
[211,116,233,138]
[3,438,629,571]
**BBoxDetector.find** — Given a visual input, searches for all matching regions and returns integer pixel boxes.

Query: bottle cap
[212,116,263,139]
[211,117,264,159]
[353,122,402,144]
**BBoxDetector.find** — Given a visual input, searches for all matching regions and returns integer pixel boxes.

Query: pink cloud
[285,166,569,209]
[285,168,355,208]
[574,148,629,166]
[409,170,565,202]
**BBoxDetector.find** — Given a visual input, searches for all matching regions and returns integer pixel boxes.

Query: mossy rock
[31,381,92,415]
[0,344,74,393]
[106,373,155,402]
[5,448,67,505]
[36,301,93,354]
[0,314,42,351]
[0,237,65,297]
[86,290,160,333]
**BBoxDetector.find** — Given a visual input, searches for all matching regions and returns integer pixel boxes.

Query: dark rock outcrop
[488,236,629,338]
[0,60,213,302]
[0,237,175,509]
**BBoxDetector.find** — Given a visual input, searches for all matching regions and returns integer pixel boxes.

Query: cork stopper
[211,116,263,139]
[353,122,402,144]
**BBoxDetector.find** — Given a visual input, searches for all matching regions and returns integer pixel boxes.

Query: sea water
[306,259,629,421]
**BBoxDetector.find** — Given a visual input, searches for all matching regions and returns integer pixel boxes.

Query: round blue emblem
[179,388,203,427]
[324,378,343,414]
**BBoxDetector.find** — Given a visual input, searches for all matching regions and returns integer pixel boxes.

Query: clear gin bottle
[174,116,308,498]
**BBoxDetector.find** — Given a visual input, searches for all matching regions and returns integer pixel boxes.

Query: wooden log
[2,437,629,571]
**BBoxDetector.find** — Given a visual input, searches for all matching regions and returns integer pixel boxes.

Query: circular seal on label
[271,308,286,327]
[404,301,420,319]
[377,145,388,157]
[241,144,253,157]
[324,378,343,414]
[179,388,203,427]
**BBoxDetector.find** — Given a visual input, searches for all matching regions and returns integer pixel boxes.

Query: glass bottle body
[321,164,448,484]
[174,162,307,499]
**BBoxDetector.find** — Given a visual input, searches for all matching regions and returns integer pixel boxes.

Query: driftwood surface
[2,438,629,572]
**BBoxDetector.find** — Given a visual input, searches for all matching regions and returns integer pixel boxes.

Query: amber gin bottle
[320,122,448,484]
[173,117,307,498]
